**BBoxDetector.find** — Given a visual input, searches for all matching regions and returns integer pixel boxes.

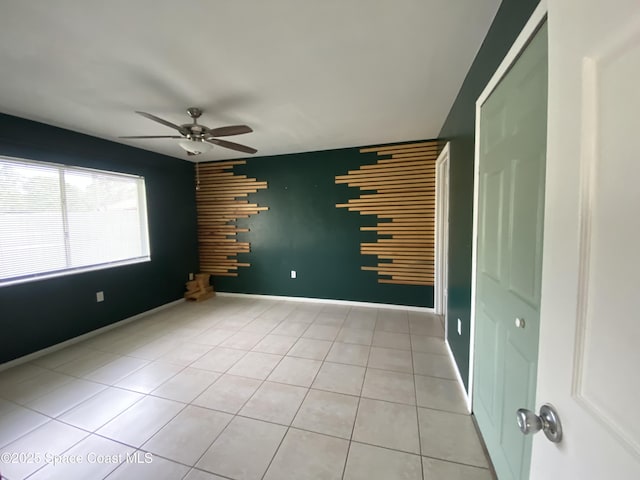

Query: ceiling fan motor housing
[184,108,205,140]
[183,124,206,141]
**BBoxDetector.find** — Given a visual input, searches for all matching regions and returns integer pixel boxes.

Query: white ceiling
[0,0,500,162]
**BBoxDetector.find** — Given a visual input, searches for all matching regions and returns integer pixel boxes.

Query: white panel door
[532,0,640,478]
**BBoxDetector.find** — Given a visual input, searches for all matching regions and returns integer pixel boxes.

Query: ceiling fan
[119,107,257,156]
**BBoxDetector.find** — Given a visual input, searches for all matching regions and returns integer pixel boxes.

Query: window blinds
[0,156,150,284]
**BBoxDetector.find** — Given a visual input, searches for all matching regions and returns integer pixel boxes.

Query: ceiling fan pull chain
[195,162,200,191]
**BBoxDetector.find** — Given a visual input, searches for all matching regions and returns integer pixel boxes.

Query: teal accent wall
[0,113,198,364]
[438,0,541,391]
[210,144,434,308]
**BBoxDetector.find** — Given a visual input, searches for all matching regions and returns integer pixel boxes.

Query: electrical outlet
[457,318,462,335]
[188,273,194,281]
[96,291,105,303]
[291,270,296,279]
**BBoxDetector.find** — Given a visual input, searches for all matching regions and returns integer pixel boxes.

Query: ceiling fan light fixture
[178,138,212,155]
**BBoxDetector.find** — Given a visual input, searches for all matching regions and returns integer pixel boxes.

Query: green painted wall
[0,113,198,364]
[438,0,541,391]
[211,144,434,308]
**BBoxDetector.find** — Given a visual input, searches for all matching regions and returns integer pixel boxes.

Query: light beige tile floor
[0,296,494,480]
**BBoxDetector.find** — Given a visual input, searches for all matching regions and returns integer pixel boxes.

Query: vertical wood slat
[196,160,268,277]
[335,140,438,286]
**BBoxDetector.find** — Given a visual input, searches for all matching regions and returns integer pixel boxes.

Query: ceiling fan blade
[206,138,258,154]
[119,135,183,139]
[135,111,188,134]
[206,125,253,137]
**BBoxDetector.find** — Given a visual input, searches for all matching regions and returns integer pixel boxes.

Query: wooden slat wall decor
[196,160,268,277]
[336,141,438,286]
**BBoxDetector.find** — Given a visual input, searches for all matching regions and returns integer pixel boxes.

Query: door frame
[469,0,549,423]
[435,142,450,317]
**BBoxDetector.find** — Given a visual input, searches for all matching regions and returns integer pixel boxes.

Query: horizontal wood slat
[385,157,437,164]
[363,263,435,270]
[378,279,433,286]
[337,140,438,287]
[336,174,435,184]
[375,187,434,194]
[198,160,247,169]
[196,160,268,277]
[359,142,439,153]
[359,161,435,171]
[360,226,434,231]
[390,152,439,159]
[376,213,433,219]
[339,166,434,177]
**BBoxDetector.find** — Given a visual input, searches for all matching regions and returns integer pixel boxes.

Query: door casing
[435,142,450,318]
[470,0,548,416]
[469,2,549,476]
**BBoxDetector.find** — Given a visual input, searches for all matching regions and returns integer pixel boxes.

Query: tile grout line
[173,302,323,479]
[184,312,284,476]
[93,305,276,478]
[412,335,426,480]
[20,398,169,480]
[173,307,266,478]
[1,299,451,479]
[1,421,91,479]
[1,381,155,453]
[340,308,378,480]
[420,452,494,471]
[257,309,344,480]
[170,310,273,473]
[143,303,282,479]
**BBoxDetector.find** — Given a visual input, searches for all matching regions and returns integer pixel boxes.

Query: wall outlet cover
[291,270,296,279]
[96,291,105,302]
[457,318,462,335]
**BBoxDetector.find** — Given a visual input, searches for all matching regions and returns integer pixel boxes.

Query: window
[0,156,150,285]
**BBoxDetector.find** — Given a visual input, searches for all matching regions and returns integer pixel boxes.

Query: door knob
[516,404,563,443]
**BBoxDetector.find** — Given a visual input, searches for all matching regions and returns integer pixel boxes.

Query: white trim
[470,0,548,409]
[435,142,450,317]
[3,292,435,371]
[215,292,435,313]
[0,257,151,288]
[446,338,472,413]
[0,298,185,371]
[474,1,549,109]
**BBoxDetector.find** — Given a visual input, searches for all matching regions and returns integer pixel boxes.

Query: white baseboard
[0,299,185,372]
[446,338,472,413]
[2,293,435,372]
[215,291,435,313]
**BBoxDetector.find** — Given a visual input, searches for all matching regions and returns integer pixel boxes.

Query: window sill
[0,256,151,288]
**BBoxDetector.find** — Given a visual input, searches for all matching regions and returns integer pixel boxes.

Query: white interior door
[532,0,640,478]
[435,143,450,317]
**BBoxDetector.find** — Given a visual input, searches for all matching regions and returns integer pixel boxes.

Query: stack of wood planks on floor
[184,273,215,302]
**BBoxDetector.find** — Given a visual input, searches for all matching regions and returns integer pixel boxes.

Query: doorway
[435,142,450,319]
